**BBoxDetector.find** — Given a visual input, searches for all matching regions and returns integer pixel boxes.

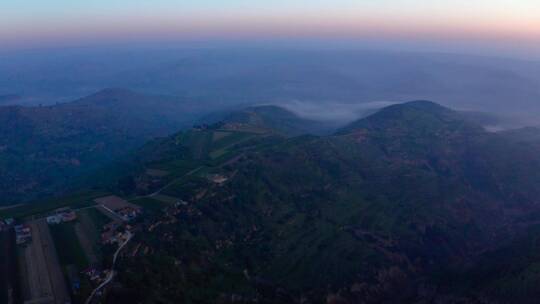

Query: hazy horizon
[1,0,539,60]
[1,1,539,128]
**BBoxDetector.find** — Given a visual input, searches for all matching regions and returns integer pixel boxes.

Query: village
[0,194,142,304]
[0,127,242,304]
[0,190,194,304]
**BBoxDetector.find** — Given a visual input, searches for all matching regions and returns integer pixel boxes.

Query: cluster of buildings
[94,195,141,222]
[146,201,187,233]
[101,221,133,245]
[116,206,141,222]
[46,207,77,225]
[81,267,109,283]
[101,221,122,244]
[208,174,228,184]
[1,218,32,245]
[15,224,32,245]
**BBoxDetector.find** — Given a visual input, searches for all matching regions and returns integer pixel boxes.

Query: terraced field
[209,130,255,159]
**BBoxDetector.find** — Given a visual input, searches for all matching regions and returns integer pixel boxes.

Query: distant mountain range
[103,100,540,303]
[2,49,539,120]
[0,94,22,105]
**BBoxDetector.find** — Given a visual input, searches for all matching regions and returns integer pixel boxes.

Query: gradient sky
[1,0,539,57]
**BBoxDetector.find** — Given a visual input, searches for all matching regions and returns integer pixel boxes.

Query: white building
[47,215,62,225]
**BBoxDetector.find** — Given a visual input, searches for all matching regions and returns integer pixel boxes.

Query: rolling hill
[202,105,339,136]
[106,101,540,303]
[3,49,540,120]
[0,88,211,204]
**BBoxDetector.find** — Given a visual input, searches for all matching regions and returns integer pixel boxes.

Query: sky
[1,0,539,58]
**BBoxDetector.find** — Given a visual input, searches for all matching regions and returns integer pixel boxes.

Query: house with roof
[94,195,141,221]
[116,206,141,221]
[56,207,77,222]
[46,207,77,225]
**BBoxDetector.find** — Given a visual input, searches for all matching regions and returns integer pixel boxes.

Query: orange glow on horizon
[1,10,539,52]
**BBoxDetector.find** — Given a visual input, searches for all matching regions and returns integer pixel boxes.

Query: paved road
[96,205,123,222]
[85,231,133,304]
[0,203,24,211]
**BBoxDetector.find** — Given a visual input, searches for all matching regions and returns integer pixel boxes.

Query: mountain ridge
[207,104,338,136]
[0,88,211,204]
[336,100,484,135]
[105,100,540,303]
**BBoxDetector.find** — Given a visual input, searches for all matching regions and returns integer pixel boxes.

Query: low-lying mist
[276,100,396,122]
[275,99,539,132]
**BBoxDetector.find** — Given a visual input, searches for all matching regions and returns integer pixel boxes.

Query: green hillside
[203,105,338,136]
[0,89,210,204]
[105,101,540,303]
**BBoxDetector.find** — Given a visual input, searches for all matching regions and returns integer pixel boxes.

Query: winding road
[85,231,133,304]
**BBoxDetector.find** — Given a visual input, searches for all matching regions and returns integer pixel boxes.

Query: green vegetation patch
[161,175,210,200]
[50,222,89,269]
[180,130,213,159]
[0,191,107,219]
[212,131,232,142]
[82,207,112,230]
[132,197,172,214]
[209,131,254,159]
[147,159,200,177]
[152,194,181,204]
